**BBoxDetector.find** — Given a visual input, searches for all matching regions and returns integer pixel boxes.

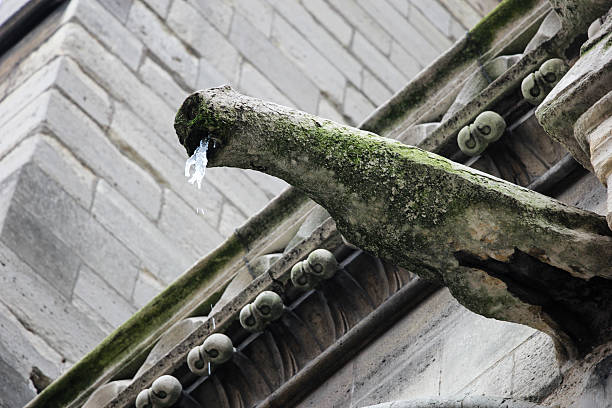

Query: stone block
[139,57,187,110]
[389,41,422,80]
[127,1,198,87]
[143,0,171,18]
[512,333,561,401]
[132,270,165,309]
[197,58,230,89]
[362,69,393,106]
[269,0,362,86]
[460,354,513,399]
[58,23,177,140]
[352,32,407,92]
[554,172,607,215]
[438,310,535,396]
[158,188,224,260]
[73,265,136,328]
[0,242,106,363]
[229,0,274,36]
[0,134,95,209]
[302,0,353,46]
[0,58,60,130]
[1,196,80,298]
[8,163,140,299]
[238,62,294,108]
[349,289,460,403]
[44,89,162,219]
[0,90,50,158]
[63,0,144,70]
[108,102,224,226]
[271,14,346,104]
[327,0,392,55]
[296,360,354,408]
[54,57,113,127]
[206,167,271,216]
[186,0,233,34]
[91,180,192,284]
[229,13,319,112]
[0,354,36,408]
[218,201,247,237]
[438,0,482,29]
[318,97,346,124]
[168,0,240,82]
[99,0,134,23]
[408,5,453,52]
[343,85,375,125]
[357,0,439,66]
[410,0,454,37]
[354,340,442,406]
[389,0,409,16]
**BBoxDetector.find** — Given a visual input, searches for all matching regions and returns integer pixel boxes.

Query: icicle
[185,139,209,189]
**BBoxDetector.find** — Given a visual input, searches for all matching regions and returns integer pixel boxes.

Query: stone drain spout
[175,86,612,360]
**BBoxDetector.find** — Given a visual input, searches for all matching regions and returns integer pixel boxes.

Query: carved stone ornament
[239,290,284,332]
[187,333,235,375]
[135,375,182,408]
[521,58,569,105]
[290,248,338,290]
[456,111,506,156]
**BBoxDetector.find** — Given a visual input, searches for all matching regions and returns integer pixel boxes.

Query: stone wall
[0,0,497,405]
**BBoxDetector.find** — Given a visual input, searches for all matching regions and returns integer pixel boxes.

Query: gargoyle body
[175,86,612,359]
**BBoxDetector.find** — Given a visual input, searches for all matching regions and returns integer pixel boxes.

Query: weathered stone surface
[63,0,143,70]
[73,265,136,329]
[357,0,440,65]
[269,0,362,86]
[167,0,240,81]
[243,169,289,198]
[271,14,346,105]
[44,90,162,219]
[0,242,106,363]
[227,0,274,36]
[138,57,188,110]
[523,11,561,54]
[352,32,406,92]
[158,189,223,259]
[57,23,177,148]
[0,91,50,158]
[91,180,191,284]
[177,87,612,357]
[217,201,247,237]
[389,41,422,79]
[132,270,165,309]
[363,70,394,106]
[512,333,561,401]
[460,354,513,399]
[344,85,376,124]
[327,0,392,55]
[398,123,440,146]
[127,1,198,87]
[82,380,132,408]
[238,62,294,108]
[302,0,353,46]
[186,0,233,34]
[206,167,271,216]
[229,13,319,112]
[285,205,331,252]
[8,162,140,299]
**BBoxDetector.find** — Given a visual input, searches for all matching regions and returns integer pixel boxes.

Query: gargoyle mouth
[174,90,224,159]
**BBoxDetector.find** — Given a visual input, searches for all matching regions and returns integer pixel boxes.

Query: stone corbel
[536,8,612,229]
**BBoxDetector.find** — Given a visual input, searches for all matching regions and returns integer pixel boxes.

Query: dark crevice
[454,249,612,355]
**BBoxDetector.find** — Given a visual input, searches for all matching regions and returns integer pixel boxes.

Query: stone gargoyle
[175,86,612,361]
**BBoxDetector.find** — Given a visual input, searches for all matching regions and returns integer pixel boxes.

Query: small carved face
[253,291,284,322]
[521,58,568,105]
[187,345,208,375]
[291,260,314,290]
[457,111,506,157]
[135,375,182,408]
[202,333,234,364]
[240,303,266,332]
[306,249,338,280]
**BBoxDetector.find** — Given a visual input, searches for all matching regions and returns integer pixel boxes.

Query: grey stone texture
[0,0,495,399]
